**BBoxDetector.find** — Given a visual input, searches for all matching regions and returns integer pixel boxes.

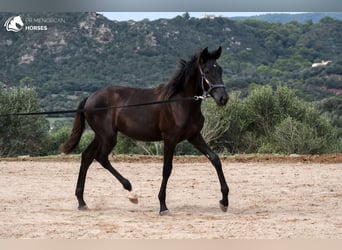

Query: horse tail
[60,97,88,154]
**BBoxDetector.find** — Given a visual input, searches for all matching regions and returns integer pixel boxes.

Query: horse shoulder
[161,104,204,137]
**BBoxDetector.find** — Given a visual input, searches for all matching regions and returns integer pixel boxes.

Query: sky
[98,12,303,22]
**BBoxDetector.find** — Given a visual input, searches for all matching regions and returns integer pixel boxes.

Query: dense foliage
[206,86,341,154]
[231,12,342,23]
[0,13,341,112]
[0,87,49,156]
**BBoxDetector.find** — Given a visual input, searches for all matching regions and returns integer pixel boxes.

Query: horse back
[84,85,166,141]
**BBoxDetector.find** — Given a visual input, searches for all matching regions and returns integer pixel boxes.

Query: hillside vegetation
[1,12,341,111]
[231,12,342,23]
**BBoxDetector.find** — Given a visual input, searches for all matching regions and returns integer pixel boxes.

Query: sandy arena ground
[0,155,341,239]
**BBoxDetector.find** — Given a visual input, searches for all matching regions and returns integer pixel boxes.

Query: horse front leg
[158,139,176,215]
[188,134,229,212]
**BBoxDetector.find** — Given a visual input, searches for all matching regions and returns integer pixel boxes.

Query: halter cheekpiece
[197,66,226,100]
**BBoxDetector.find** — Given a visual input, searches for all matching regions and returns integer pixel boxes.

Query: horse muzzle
[211,87,228,106]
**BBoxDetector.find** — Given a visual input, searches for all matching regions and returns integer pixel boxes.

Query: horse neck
[182,70,203,98]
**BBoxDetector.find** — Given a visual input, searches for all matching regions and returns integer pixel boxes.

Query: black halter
[198,66,226,99]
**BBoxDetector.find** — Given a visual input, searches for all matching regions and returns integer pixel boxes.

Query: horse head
[198,46,228,106]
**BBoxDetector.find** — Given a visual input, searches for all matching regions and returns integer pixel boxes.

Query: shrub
[264,117,331,154]
[0,87,50,157]
[47,125,71,155]
[204,85,341,154]
[244,85,278,136]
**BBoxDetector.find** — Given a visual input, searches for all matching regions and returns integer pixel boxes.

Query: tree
[0,87,50,157]
[182,12,190,20]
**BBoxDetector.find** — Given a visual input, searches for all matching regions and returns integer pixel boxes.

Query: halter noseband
[197,66,226,99]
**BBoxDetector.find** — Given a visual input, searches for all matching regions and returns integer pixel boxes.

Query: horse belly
[121,126,162,141]
[116,110,162,141]
[123,130,162,142]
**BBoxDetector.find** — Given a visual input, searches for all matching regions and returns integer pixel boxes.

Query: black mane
[158,54,199,99]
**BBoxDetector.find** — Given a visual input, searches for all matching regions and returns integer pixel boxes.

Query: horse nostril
[219,96,228,105]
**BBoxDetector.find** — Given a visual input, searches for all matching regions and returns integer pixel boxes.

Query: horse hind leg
[75,139,99,210]
[99,157,138,205]
[95,134,137,204]
[97,157,133,191]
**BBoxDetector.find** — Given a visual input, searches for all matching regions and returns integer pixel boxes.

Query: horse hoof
[219,202,228,212]
[78,205,88,211]
[128,192,139,204]
[159,210,170,216]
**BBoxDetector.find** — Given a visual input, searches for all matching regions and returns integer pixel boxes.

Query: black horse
[61,47,229,215]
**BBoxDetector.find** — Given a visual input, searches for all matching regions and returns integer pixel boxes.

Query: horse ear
[214,46,222,59]
[199,47,209,64]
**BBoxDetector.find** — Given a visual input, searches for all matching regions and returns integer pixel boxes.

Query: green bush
[244,85,278,136]
[263,117,333,154]
[203,92,251,153]
[47,125,71,155]
[203,84,341,154]
[0,87,50,157]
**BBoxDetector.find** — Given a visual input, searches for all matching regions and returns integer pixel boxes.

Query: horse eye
[213,64,217,68]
